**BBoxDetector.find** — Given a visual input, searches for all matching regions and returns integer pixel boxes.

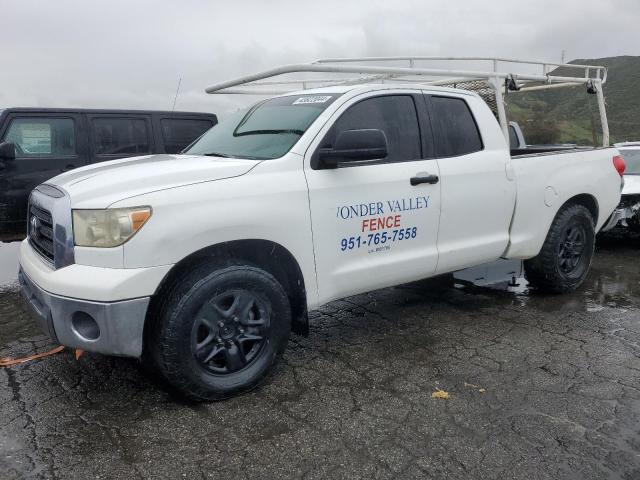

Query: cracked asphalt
[1,232,640,480]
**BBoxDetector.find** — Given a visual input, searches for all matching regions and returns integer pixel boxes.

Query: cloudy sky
[1,0,638,117]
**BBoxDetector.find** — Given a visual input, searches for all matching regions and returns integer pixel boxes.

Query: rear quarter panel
[505,148,621,259]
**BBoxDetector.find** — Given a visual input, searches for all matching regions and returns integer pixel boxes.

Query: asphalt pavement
[1,232,639,479]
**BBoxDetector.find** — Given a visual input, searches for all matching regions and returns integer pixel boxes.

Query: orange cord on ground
[0,345,65,367]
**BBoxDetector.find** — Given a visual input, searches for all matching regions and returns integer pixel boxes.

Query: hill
[506,56,640,145]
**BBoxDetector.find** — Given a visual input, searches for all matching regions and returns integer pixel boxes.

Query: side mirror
[0,142,16,161]
[317,129,388,168]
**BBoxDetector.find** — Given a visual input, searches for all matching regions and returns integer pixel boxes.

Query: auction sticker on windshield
[292,96,333,105]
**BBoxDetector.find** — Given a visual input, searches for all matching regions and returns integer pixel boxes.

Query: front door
[0,113,86,240]
[304,92,442,305]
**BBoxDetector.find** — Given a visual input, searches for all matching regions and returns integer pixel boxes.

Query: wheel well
[562,194,599,225]
[147,240,309,336]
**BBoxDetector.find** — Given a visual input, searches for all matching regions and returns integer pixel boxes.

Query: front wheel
[524,204,595,293]
[150,265,291,401]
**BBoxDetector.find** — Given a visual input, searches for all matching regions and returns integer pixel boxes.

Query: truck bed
[505,147,621,259]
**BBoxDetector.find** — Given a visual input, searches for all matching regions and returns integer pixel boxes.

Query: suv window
[92,118,150,155]
[431,96,483,157]
[3,117,76,157]
[323,95,422,163]
[161,118,214,154]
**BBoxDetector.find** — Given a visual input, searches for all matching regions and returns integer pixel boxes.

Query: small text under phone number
[340,227,418,251]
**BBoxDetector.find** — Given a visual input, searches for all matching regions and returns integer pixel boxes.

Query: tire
[149,264,291,401]
[524,204,595,293]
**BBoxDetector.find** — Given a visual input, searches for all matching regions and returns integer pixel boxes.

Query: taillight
[613,155,626,177]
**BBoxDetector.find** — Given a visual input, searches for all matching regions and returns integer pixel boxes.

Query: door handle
[410,174,439,186]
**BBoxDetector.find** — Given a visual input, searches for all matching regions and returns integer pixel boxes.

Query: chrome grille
[28,203,55,264]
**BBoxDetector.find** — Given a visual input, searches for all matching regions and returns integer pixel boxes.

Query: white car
[611,142,640,230]
[15,69,624,400]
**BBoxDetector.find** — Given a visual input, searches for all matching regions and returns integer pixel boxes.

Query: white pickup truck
[16,59,625,400]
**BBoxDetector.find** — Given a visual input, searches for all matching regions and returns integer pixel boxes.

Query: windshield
[620,149,640,174]
[185,94,340,160]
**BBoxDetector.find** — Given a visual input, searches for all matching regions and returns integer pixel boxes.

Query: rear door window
[430,96,483,157]
[91,117,150,155]
[161,118,214,154]
[3,117,76,157]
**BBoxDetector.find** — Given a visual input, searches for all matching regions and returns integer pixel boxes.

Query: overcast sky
[1,0,638,117]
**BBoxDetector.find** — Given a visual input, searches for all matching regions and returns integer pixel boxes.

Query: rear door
[425,93,516,273]
[0,112,87,238]
[158,117,215,154]
[86,114,153,163]
[304,91,442,304]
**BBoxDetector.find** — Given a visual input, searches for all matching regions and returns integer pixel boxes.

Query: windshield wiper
[203,152,235,158]
[234,129,304,137]
[203,152,267,161]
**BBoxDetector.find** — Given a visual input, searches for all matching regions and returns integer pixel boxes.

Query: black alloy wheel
[191,290,269,374]
[147,264,291,401]
[524,204,595,293]
[557,224,587,274]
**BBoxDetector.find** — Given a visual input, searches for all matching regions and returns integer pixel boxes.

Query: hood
[47,154,259,208]
[623,175,640,196]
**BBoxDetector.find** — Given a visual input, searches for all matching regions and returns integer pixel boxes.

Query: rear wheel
[524,204,595,293]
[149,264,291,401]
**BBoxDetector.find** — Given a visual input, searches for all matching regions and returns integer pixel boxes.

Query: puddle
[455,236,640,314]
[0,242,20,288]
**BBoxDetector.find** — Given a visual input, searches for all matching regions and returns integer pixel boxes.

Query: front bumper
[19,268,150,357]
[601,201,640,232]
[18,228,173,357]
[601,208,628,232]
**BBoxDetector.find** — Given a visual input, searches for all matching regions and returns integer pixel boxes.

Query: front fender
[114,156,320,309]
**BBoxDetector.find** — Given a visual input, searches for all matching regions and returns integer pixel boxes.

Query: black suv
[0,108,217,241]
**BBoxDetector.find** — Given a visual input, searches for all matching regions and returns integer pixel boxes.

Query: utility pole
[561,50,566,64]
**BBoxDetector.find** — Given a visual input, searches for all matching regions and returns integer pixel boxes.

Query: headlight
[72,207,152,248]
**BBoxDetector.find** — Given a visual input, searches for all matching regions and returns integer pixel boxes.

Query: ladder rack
[204,56,610,146]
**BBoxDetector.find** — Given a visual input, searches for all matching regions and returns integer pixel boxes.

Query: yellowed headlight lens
[72,207,151,248]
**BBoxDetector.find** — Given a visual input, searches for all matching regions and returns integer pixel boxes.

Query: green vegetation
[505,56,640,146]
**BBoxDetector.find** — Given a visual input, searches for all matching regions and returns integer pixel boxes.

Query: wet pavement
[1,233,639,480]
[0,242,19,287]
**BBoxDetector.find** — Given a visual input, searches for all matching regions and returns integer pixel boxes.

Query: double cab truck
[0,108,217,242]
[14,58,624,400]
